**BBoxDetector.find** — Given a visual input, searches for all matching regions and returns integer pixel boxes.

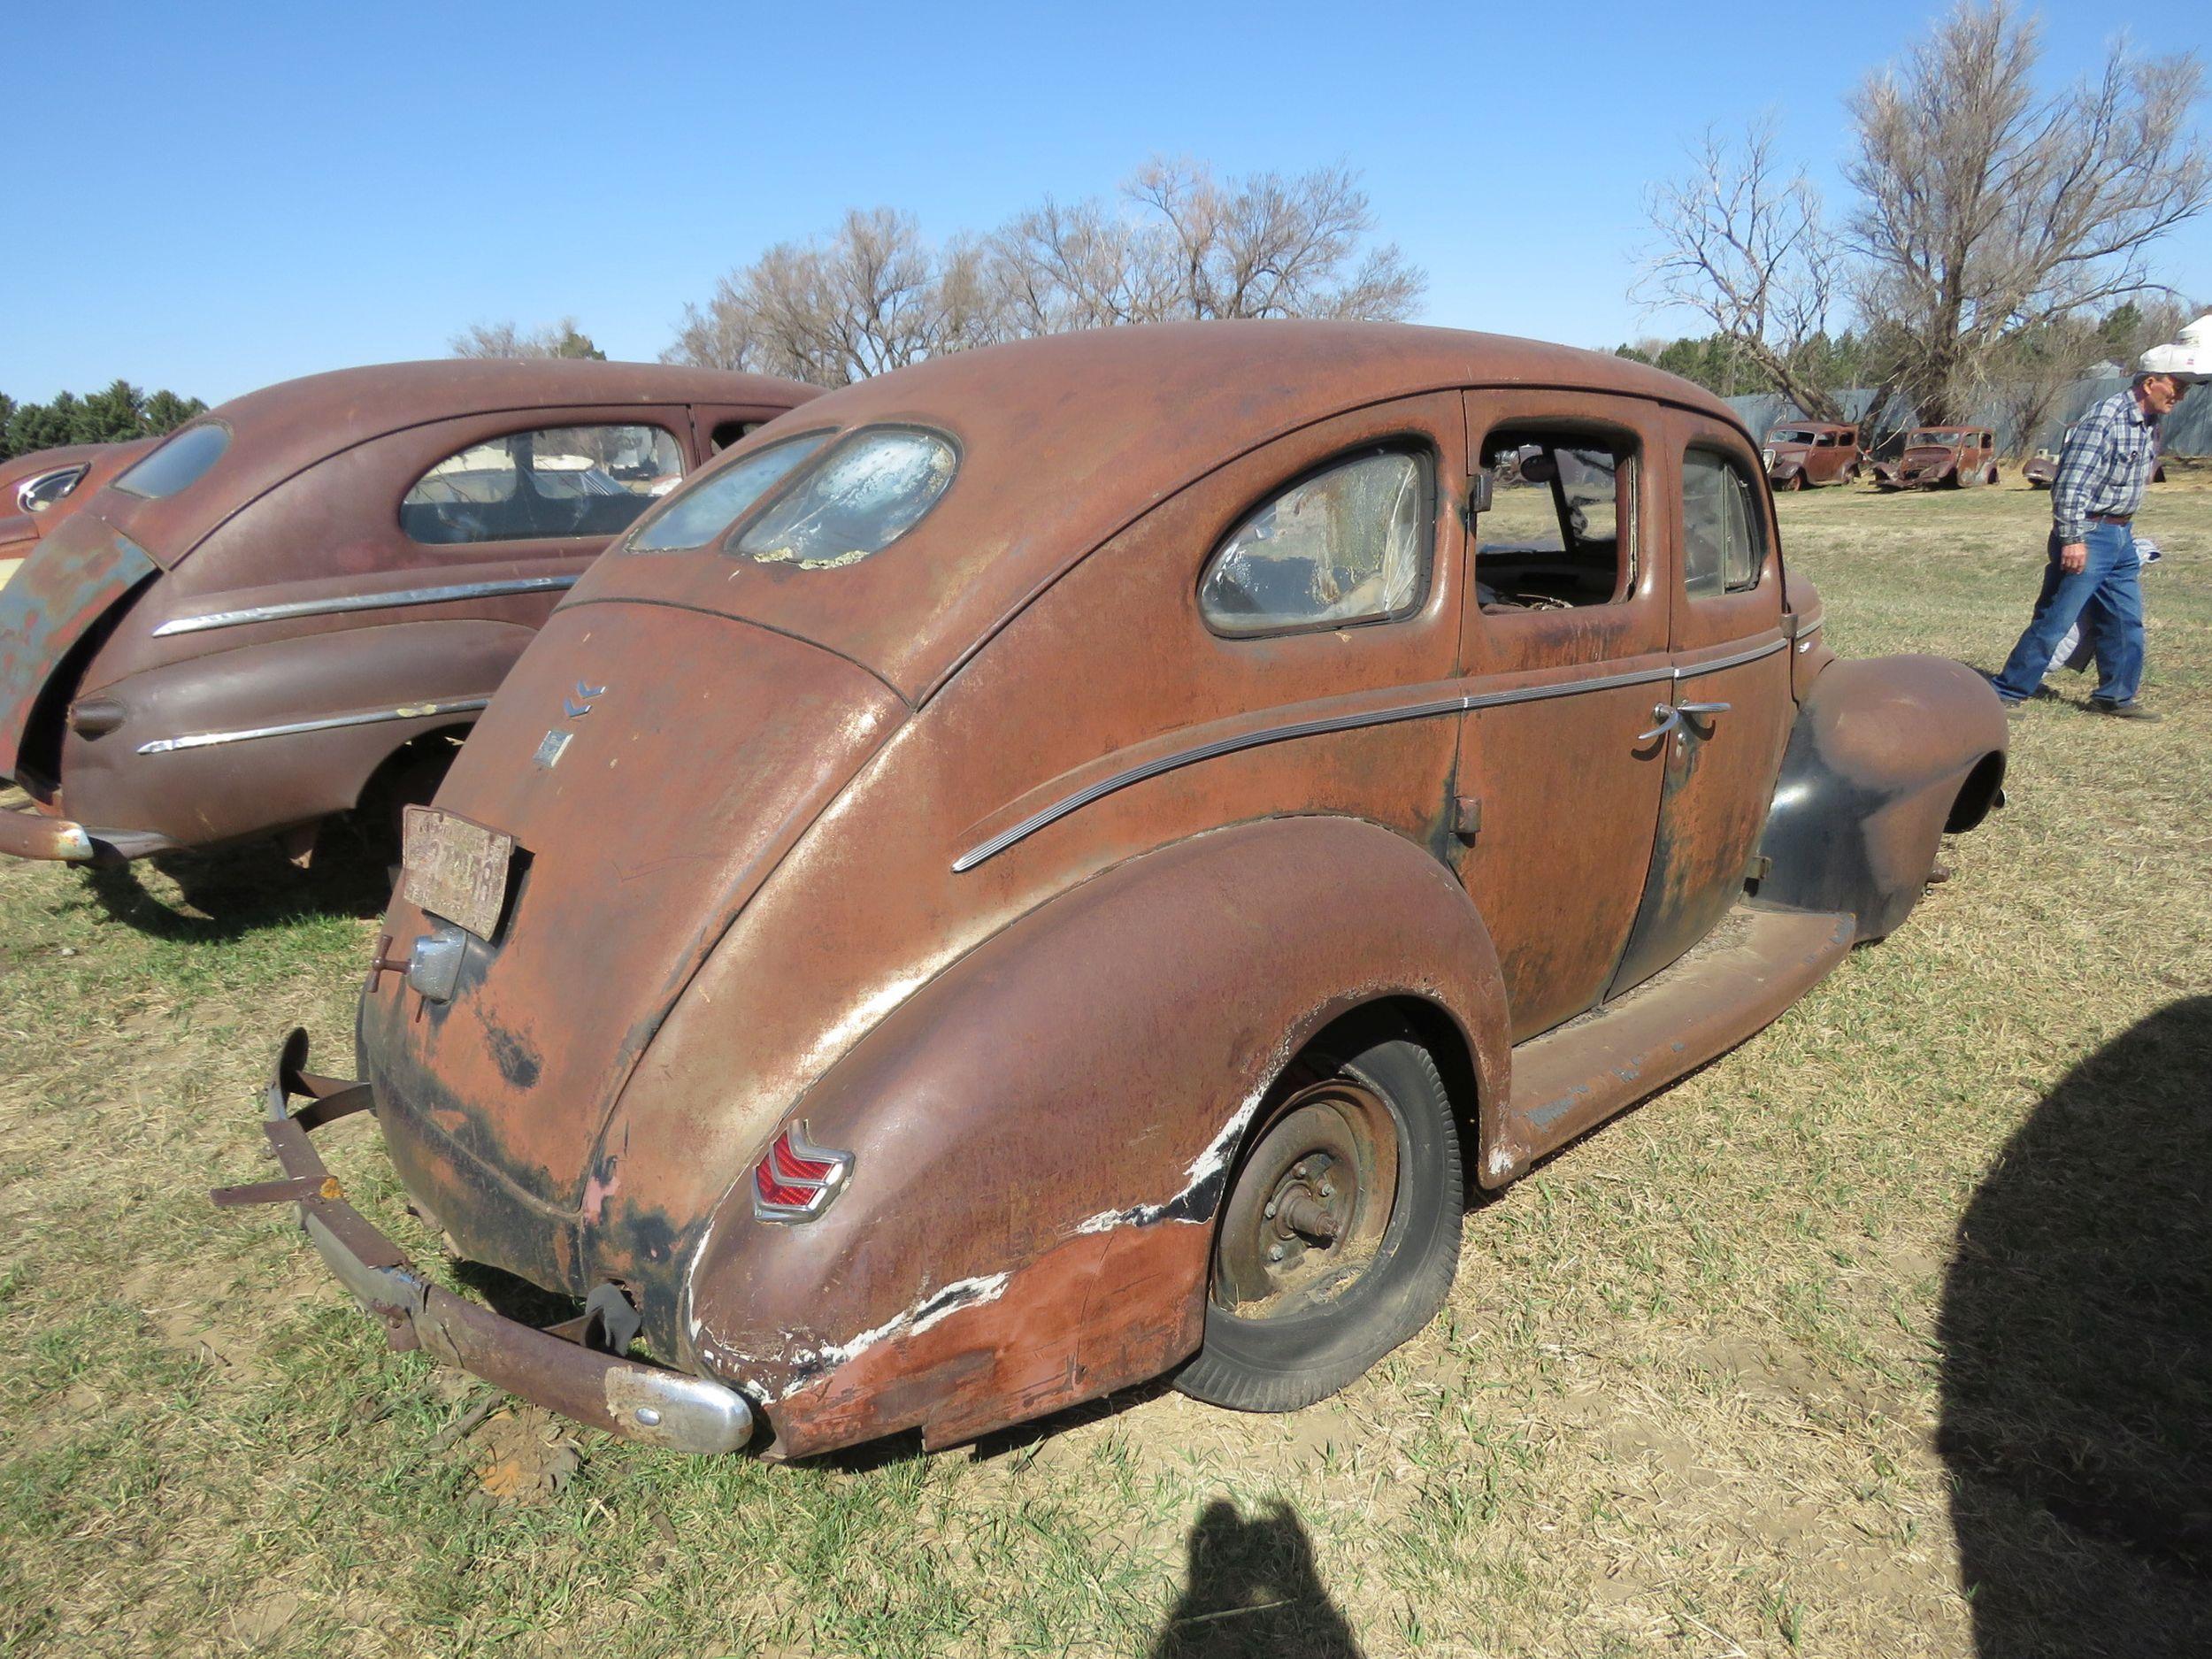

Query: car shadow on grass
[81,826,396,941]
[1939,994,2212,1657]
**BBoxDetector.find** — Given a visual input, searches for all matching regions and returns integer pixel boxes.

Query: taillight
[751,1122,852,1223]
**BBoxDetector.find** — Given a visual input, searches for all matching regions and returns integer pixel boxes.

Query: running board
[1481,905,1856,1187]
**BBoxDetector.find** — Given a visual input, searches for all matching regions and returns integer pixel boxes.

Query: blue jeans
[1991,523,2145,704]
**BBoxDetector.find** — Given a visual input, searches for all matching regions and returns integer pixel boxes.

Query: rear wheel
[1173,1015,1463,1412]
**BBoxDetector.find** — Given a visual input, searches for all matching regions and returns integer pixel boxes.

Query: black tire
[1173,1015,1463,1412]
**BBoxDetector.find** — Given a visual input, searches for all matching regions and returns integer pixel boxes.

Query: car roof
[85,359,819,563]
[644,320,1751,701]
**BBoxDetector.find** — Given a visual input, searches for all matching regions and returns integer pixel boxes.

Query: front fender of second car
[671,814,1511,1457]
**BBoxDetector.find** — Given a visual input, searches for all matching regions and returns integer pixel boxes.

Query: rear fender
[685,814,1509,1457]
[59,618,530,845]
[1754,656,2007,940]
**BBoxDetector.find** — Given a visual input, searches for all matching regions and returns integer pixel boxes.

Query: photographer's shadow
[1149,1497,1361,1659]
[1939,995,2212,1656]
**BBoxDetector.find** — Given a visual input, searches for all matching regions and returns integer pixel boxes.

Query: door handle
[1636,704,1680,743]
[1678,700,1732,718]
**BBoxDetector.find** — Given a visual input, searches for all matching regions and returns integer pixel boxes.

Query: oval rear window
[113,422,229,501]
[733,428,956,569]
[629,433,828,551]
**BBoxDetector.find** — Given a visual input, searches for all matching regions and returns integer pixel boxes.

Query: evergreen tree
[73,380,147,444]
[142,390,208,435]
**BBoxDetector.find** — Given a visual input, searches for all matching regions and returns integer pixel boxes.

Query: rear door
[1607,411,1793,997]
[1455,390,1671,1041]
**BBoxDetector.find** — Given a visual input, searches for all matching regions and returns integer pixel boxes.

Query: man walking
[1990,325,2206,721]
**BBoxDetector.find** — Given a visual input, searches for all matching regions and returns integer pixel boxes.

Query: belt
[2089,512,2134,526]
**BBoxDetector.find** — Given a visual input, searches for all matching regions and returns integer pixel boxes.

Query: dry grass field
[2,472,2208,1657]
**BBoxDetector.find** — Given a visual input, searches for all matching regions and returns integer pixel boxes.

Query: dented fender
[1754,655,2007,940]
[682,814,1511,1457]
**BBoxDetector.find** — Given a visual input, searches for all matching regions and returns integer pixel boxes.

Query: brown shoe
[2086,698,2162,721]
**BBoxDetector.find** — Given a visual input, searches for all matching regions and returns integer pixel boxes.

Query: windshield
[112,423,229,501]
[1911,430,1970,447]
[1769,429,1818,445]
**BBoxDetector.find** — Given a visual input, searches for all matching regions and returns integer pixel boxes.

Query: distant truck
[1761,422,1863,490]
[1872,427,2001,490]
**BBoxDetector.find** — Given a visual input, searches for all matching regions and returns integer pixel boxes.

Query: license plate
[401,805,514,939]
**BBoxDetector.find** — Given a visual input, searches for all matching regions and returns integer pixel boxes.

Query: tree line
[1632,0,2207,448]
[2,381,208,462]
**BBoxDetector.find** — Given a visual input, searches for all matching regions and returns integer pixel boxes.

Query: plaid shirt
[2051,388,2161,543]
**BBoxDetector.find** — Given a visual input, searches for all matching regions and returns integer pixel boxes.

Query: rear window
[628,433,827,551]
[113,423,228,501]
[733,428,957,570]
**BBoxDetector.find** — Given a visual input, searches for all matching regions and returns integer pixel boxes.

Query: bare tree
[1634,121,1850,419]
[665,159,1425,382]
[1846,1,2210,422]
[449,317,605,360]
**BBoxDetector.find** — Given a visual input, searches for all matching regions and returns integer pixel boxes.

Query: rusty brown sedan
[1872,426,2001,490]
[0,360,817,864]
[0,437,156,591]
[1762,421,1862,489]
[219,322,2008,1459]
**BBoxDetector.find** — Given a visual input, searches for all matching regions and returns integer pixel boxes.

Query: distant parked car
[0,438,155,590]
[1872,427,2001,490]
[2023,431,2165,490]
[220,322,2009,1461]
[1762,421,1862,489]
[0,360,817,864]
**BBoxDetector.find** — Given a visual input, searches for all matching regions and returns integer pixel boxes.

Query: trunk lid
[360,599,905,1232]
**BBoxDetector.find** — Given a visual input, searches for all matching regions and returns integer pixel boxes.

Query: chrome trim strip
[952,663,1677,873]
[136,696,492,755]
[1673,636,1788,679]
[954,637,1793,873]
[151,575,578,637]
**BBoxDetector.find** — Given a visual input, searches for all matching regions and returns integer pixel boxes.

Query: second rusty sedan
[1872,426,2001,490]
[0,360,816,865]
[222,322,2007,1459]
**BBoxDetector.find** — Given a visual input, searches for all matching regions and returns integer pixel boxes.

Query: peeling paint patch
[1485,1143,1514,1180]
[769,1272,1012,1399]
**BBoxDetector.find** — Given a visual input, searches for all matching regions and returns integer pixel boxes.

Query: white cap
[2139,312,2212,382]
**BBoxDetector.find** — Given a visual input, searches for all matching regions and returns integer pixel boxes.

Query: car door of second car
[1455,389,1671,1043]
[1605,409,1793,999]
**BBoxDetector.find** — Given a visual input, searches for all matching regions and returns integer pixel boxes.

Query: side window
[1682,449,1763,598]
[401,424,683,545]
[710,419,759,452]
[1815,432,1834,448]
[1198,448,1431,637]
[1471,427,1634,610]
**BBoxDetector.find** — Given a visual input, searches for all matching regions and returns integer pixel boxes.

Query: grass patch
[1,475,2208,1655]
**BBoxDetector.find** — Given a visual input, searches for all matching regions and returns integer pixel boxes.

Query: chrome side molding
[151,574,578,637]
[136,695,492,755]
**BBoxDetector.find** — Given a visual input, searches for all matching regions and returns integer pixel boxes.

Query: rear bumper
[0,802,174,863]
[212,1030,756,1455]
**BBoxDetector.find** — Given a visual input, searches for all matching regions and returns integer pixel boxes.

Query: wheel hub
[1215,1081,1399,1314]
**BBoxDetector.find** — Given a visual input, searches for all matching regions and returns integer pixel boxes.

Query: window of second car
[1199,447,1431,637]
[1682,449,1763,597]
[402,424,683,545]
[113,422,229,501]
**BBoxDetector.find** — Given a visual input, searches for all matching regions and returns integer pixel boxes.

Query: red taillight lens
[751,1123,851,1221]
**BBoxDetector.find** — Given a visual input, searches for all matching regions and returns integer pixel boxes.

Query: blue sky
[5,0,2208,404]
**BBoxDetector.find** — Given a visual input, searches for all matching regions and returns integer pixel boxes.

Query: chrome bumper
[213,1030,756,1455]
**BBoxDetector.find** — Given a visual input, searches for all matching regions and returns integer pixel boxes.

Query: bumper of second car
[213,1030,757,1455]
[0,800,175,862]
